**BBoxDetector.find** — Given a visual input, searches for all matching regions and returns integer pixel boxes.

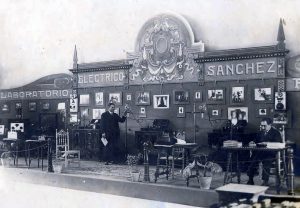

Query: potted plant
[126,153,142,182]
[52,159,65,173]
[198,161,223,189]
[182,156,222,189]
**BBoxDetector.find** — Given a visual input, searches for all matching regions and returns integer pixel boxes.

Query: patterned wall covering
[128,13,204,84]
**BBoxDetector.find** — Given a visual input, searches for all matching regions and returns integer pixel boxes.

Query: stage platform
[0,158,298,207]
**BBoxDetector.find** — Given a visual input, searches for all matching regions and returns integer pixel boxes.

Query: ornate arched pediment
[128,13,204,84]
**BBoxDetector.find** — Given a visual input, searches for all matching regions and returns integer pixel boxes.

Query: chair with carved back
[56,129,80,168]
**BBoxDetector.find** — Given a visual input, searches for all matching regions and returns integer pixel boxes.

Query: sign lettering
[0,89,71,100]
[78,70,125,87]
[204,58,278,81]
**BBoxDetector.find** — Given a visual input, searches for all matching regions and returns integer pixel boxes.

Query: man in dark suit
[100,103,127,165]
[247,118,282,185]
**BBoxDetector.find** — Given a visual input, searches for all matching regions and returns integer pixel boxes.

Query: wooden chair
[56,129,80,168]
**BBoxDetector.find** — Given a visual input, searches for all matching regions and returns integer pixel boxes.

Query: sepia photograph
[1,0,300,207]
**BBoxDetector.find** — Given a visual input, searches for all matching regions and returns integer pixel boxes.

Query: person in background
[247,117,282,186]
[100,103,128,165]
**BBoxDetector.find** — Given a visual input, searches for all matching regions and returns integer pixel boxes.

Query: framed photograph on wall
[29,102,36,112]
[135,91,150,105]
[92,108,106,119]
[273,110,291,126]
[108,92,122,105]
[230,86,246,105]
[173,90,189,104]
[80,94,90,105]
[1,103,9,112]
[177,106,185,118]
[70,114,78,123]
[153,95,169,109]
[256,107,269,117]
[42,102,50,110]
[95,92,104,106]
[0,125,4,135]
[194,91,202,102]
[228,107,248,122]
[139,107,147,118]
[15,102,22,109]
[126,93,132,101]
[207,88,225,104]
[210,108,222,118]
[253,87,274,103]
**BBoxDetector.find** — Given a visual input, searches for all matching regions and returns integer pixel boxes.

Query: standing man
[247,117,282,185]
[100,103,128,165]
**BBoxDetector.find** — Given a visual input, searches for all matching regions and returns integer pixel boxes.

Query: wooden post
[287,148,295,195]
[47,137,54,173]
[143,141,150,182]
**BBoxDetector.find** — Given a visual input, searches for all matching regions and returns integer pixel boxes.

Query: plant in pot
[52,159,65,173]
[126,153,142,182]
[182,155,222,189]
[198,161,223,189]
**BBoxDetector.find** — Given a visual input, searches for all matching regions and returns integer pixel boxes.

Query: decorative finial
[277,18,285,43]
[73,45,78,69]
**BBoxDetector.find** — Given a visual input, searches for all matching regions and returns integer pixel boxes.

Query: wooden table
[221,146,287,194]
[153,143,198,182]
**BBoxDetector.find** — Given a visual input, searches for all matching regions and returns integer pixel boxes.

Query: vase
[53,163,64,173]
[130,171,141,182]
[199,176,212,189]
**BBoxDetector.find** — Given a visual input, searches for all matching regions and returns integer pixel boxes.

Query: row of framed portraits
[0,102,66,113]
[79,86,275,108]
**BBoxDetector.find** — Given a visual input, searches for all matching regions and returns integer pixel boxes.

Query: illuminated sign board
[204,58,278,81]
[77,70,126,88]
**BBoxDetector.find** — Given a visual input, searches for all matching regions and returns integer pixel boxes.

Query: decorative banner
[204,58,278,81]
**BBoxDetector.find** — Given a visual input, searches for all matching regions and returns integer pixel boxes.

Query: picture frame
[0,125,4,135]
[70,114,78,123]
[230,86,246,105]
[273,110,291,126]
[177,106,185,118]
[256,107,269,117]
[126,93,132,101]
[210,108,222,118]
[29,102,36,112]
[135,91,150,106]
[42,102,50,110]
[108,92,122,105]
[173,90,189,104]
[15,102,22,109]
[95,92,104,106]
[253,86,274,103]
[1,103,10,112]
[228,107,248,122]
[139,107,147,118]
[92,108,106,119]
[79,94,90,105]
[153,94,169,109]
[194,91,202,102]
[207,88,225,104]
[70,97,78,113]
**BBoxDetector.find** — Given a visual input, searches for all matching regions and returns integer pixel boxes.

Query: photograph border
[153,94,170,109]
